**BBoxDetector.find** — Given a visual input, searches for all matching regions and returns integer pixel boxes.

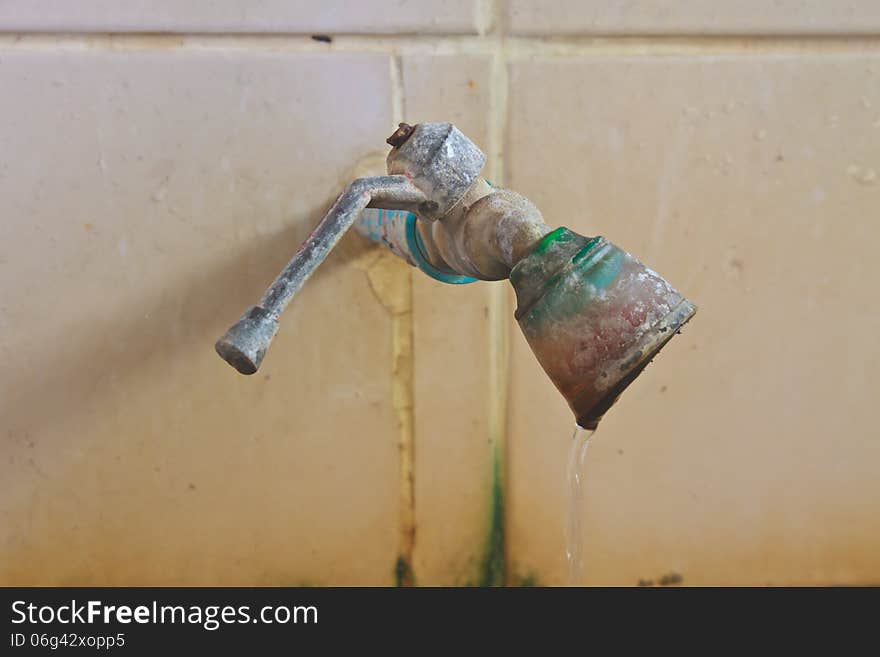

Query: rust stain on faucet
[386,122,415,148]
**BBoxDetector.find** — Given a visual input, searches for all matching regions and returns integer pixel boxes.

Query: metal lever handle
[215,175,426,374]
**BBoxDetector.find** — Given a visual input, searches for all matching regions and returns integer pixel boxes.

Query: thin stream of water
[565,425,594,585]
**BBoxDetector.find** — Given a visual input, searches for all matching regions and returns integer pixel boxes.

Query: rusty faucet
[215,122,696,429]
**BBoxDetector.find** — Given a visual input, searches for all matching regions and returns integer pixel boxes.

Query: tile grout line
[484,0,511,586]
[3,33,880,56]
[390,52,405,127]
[388,52,417,586]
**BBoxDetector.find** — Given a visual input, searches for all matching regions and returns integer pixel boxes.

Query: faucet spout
[215,175,426,375]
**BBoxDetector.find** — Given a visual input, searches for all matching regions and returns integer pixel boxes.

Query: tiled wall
[1,2,878,586]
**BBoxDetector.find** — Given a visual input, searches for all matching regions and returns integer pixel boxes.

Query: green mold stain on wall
[477,444,506,587]
[394,555,415,587]
[510,571,540,587]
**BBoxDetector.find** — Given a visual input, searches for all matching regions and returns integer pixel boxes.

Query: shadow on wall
[1,193,377,483]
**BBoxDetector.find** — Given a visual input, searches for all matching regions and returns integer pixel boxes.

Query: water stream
[565,425,595,585]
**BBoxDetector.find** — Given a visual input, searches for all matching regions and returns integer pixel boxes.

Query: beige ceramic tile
[402,55,500,585]
[0,48,402,585]
[507,1,880,35]
[507,54,880,585]
[0,0,480,34]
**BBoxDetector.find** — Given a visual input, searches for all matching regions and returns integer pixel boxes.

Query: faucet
[215,122,696,429]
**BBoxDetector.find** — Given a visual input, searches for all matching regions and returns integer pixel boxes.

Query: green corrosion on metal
[530,226,572,255]
[572,240,623,290]
[519,238,624,335]
[478,444,506,587]
[394,555,415,587]
[571,236,603,266]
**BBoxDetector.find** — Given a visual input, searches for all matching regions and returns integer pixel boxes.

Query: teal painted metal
[357,208,477,285]
[509,227,697,429]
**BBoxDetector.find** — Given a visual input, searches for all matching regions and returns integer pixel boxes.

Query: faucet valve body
[386,122,486,221]
[216,122,696,428]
